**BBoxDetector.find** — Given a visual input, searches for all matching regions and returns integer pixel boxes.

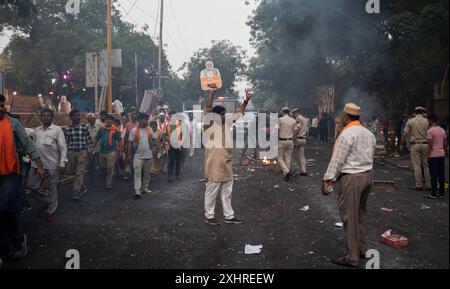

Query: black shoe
[425,194,438,199]
[300,172,308,177]
[284,172,291,182]
[21,204,32,212]
[205,218,220,226]
[105,186,112,191]
[11,235,28,260]
[72,192,80,201]
[331,256,358,268]
[410,186,423,191]
[168,178,173,183]
[224,218,244,224]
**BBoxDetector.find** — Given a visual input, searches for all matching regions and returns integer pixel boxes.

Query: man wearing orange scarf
[0,94,45,263]
[95,114,122,190]
[322,103,376,268]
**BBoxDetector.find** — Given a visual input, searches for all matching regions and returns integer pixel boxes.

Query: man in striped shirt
[322,103,376,268]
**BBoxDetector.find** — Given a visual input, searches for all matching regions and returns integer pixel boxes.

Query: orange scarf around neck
[333,120,361,152]
[0,116,20,175]
[104,124,120,145]
[135,127,152,144]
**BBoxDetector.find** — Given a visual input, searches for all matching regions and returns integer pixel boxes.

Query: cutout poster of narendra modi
[200,60,222,90]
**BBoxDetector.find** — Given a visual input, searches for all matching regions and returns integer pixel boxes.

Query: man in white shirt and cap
[277,107,296,182]
[322,103,376,268]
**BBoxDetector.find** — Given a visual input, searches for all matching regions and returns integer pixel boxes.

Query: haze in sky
[117,0,258,71]
[0,0,258,94]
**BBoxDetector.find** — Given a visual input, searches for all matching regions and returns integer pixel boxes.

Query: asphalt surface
[3,140,449,269]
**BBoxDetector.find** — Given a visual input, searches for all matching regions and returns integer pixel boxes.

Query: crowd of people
[1,90,448,268]
[0,93,200,266]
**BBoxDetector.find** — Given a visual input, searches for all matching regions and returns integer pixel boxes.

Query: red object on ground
[380,230,409,249]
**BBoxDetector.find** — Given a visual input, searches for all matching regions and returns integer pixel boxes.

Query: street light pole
[106,0,113,113]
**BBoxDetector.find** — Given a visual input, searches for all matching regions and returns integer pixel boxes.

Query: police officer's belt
[279,138,293,141]
[411,141,428,145]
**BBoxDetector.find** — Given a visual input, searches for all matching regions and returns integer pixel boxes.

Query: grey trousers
[28,168,60,214]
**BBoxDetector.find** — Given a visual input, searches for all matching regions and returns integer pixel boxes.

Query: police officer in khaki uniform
[401,107,431,190]
[277,107,296,182]
[292,108,308,176]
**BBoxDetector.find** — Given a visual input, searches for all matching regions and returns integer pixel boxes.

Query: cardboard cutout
[200,61,222,91]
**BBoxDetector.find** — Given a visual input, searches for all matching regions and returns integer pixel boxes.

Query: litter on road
[334,222,343,227]
[380,230,409,249]
[244,244,263,254]
[381,207,394,212]
[299,205,310,211]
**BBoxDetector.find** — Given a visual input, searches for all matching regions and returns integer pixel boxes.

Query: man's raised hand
[245,88,253,102]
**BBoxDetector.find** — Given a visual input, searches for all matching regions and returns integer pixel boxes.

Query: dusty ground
[3,140,449,269]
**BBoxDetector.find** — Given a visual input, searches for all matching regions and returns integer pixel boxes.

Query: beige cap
[343,103,361,116]
[415,106,426,112]
[292,108,300,114]
[281,107,290,113]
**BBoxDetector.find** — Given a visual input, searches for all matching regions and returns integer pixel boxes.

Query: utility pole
[158,0,164,94]
[106,0,113,113]
[135,52,138,108]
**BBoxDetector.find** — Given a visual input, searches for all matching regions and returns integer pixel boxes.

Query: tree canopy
[0,0,172,107]
[247,0,449,114]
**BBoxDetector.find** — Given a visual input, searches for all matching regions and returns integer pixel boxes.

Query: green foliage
[0,0,170,107]
[248,0,449,113]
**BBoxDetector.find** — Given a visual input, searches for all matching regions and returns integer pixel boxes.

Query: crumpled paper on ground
[245,244,263,254]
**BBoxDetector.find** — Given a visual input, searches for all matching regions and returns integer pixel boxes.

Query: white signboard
[86,50,122,87]
[85,53,97,87]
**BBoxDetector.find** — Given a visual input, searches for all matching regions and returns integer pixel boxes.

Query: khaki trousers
[294,139,307,173]
[338,171,372,267]
[410,144,431,188]
[133,154,152,193]
[204,181,234,220]
[277,140,294,175]
[68,150,88,193]
[99,152,116,187]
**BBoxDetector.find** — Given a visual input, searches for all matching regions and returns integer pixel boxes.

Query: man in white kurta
[203,88,253,226]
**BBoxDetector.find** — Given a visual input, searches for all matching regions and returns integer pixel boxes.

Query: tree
[247,0,448,115]
[0,0,35,32]
[0,0,171,108]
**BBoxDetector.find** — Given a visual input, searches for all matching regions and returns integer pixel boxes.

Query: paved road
[4,140,449,269]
